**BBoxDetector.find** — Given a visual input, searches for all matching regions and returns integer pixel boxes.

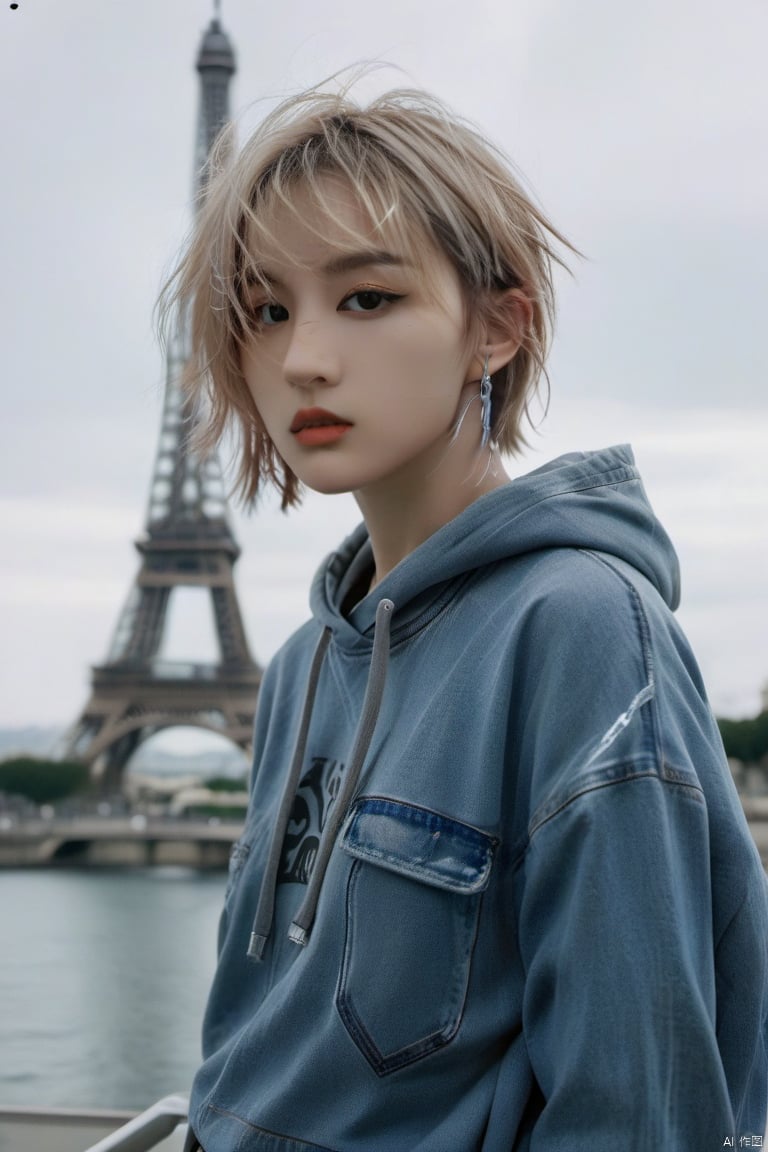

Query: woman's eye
[341,290,401,313]
[258,302,289,326]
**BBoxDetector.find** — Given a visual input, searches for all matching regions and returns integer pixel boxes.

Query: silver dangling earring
[479,355,492,448]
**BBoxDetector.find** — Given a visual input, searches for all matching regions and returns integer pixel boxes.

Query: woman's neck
[355,436,510,594]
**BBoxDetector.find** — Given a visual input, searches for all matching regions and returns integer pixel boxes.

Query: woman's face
[239,176,481,499]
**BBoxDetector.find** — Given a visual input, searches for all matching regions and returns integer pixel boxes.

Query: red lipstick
[290,407,353,447]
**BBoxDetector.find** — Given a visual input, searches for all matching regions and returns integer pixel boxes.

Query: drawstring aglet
[287,923,308,947]
[247,931,268,962]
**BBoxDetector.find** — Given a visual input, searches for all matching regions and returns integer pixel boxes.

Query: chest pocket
[336,796,496,1077]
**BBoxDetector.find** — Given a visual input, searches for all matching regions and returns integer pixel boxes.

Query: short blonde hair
[159,77,576,511]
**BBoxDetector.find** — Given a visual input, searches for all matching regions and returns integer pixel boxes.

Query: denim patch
[339,796,496,894]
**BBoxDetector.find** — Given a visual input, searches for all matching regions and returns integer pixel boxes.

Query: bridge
[0,813,243,868]
[2,802,767,870]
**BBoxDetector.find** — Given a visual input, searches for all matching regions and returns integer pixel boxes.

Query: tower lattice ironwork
[63,10,261,791]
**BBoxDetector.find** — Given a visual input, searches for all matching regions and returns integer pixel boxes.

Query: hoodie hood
[312,444,680,649]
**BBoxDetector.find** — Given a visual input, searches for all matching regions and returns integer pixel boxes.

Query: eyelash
[249,287,404,329]
[341,288,404,314]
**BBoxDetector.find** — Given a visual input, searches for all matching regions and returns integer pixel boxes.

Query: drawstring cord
[247,625,333,961]
[289,599,393,947]
[247,598,394,961]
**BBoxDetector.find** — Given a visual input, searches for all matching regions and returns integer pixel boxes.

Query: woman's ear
[466,288,534,381]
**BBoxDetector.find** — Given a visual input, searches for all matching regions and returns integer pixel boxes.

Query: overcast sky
[1,0,766,748]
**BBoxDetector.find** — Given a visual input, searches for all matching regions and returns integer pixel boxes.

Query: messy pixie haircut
[159,77,576,511]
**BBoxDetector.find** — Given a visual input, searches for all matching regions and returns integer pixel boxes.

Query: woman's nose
[283,319,339,389]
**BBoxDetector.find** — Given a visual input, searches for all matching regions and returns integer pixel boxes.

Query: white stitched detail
[585,679,655,768]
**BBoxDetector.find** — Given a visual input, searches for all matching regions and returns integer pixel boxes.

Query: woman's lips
[290,406,352,433]
[292,424,352,447]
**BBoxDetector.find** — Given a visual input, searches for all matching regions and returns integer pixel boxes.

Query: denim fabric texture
[188,446,768,1152]
[340,796,497,893]
[336,798,494,1073]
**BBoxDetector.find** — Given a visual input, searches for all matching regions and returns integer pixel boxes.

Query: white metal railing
[83,1094,188,1152]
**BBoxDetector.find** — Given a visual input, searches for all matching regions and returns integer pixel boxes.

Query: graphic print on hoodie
[277,756,346,884]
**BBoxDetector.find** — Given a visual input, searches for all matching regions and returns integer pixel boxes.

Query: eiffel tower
[63,7,262,792]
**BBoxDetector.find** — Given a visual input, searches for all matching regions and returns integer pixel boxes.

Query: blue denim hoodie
[189,446,768,1151]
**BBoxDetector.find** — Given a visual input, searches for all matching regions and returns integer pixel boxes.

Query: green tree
[717,713,768,765]
[754,711,768,759]
[0,757,90,804]
[203,775,248,792]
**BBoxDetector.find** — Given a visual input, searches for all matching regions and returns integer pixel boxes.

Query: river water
[0,868,226,1110]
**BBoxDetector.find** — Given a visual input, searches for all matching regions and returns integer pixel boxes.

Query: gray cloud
[1,0,766,731]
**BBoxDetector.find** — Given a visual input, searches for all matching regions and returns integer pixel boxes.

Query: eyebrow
[249,249,410,289]
[322,250,409,275]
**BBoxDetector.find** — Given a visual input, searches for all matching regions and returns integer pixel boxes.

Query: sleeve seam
[531,768,704,837]
[510,768,705,869]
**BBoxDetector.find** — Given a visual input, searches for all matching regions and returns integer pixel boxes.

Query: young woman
[165,81,768,1151]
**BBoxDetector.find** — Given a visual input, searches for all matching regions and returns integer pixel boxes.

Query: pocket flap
[340,797,496,894]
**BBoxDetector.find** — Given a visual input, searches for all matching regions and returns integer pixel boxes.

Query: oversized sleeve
[510,551,768,1150]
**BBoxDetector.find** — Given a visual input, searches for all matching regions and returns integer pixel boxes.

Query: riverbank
[0,813,241,867]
